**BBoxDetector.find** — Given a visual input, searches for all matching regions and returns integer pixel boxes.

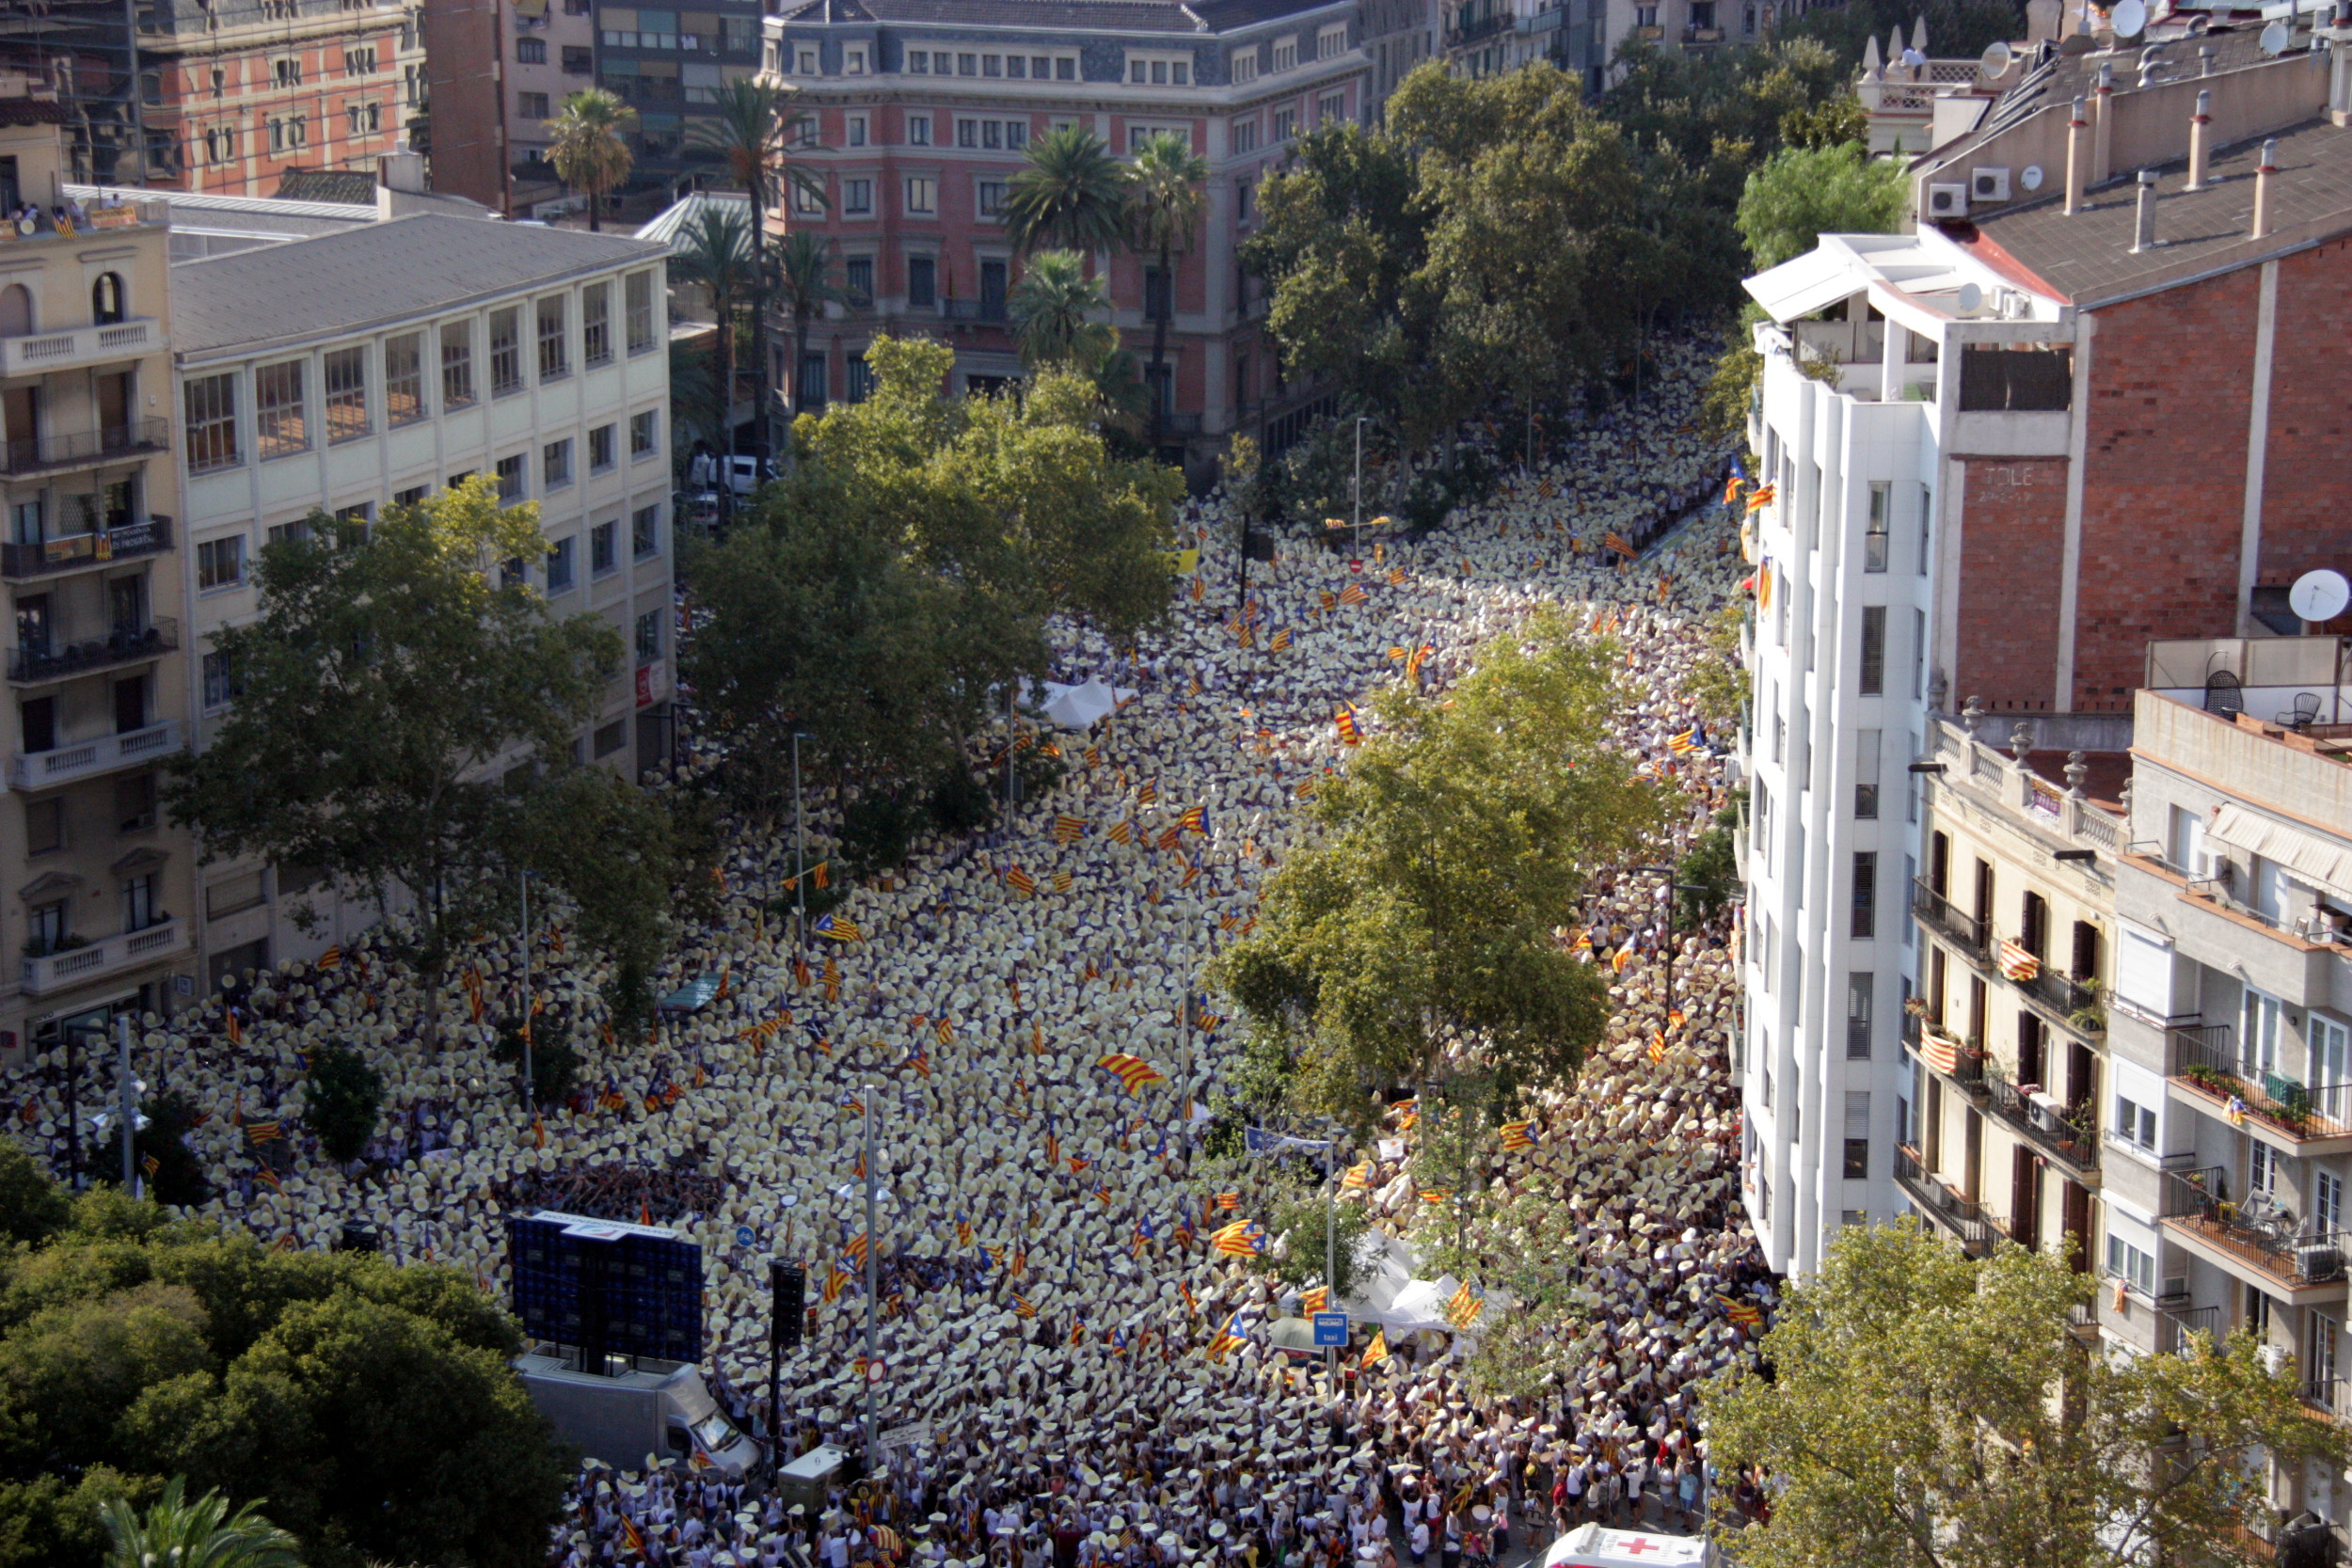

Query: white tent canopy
[1032,679,1136,731]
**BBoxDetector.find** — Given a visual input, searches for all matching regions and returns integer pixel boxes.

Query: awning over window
[2208,803,2352,902]
[514,0,549,16]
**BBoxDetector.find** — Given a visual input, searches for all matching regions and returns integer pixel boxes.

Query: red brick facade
[2254,234,2352,594]
[1955,455,2069,709]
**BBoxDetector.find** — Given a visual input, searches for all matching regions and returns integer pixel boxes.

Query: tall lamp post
[1351,414,1368,559]
[861,1083,881,1473]
[517,869,534,1111]
[790,730,815,944]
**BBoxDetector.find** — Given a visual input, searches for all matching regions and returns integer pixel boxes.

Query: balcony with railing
[2159,1301,2223,1356]
[21,915,186,996]
[1984,1072,2099,1180]
[8,719,181,792]
[2169,1022,2352,1151]
[0,515,172,580]
[2307,1376,2352,1422]
[1895,1145,1998,1257]
[2161,1165,2352,1299]
[1913,877,1988,956]
[0,316,167,378]
[1444,9,1511,45]
[7,617,177,687]
[0,417,169,479]
[1993,932,2105,1032]
[939,298,1009,325]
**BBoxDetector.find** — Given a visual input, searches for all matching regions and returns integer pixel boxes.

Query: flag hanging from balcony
[1996,940,2041,982]
[1919,1034,1960,1076]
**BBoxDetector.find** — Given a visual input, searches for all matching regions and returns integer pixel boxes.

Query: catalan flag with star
[1097,1053,1167,1095]
[1211,1219,1267,1257]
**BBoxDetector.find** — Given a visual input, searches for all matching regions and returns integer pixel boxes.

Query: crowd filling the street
[2,339,1775,1568]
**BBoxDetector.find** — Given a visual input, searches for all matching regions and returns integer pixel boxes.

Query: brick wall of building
[2067,267,2264,711]
[158,18,417,197]
[2255,234,2352,594]
[1954,455,2070,709]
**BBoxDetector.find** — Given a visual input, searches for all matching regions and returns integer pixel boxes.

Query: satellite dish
[1956,281,1984,315]
[2113,0,2147,36]
[1980,39,2014,72]
[2290,569,2351,624]
[2262,19,2291,52]
[2021,163,2046,191]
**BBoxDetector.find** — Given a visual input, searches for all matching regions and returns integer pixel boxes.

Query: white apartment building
[169,213,675,985]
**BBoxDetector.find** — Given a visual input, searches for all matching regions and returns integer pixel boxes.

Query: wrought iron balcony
[2162,1165,2352,1291]
[1895,1145,1997,1257]
[1985,1074,2099,1178]
[2171,1022,2352,1143]
[0,515,172,580]
[7,617,178,686]
[0,417,168,478]
[2159,1301,2222,1356]
[1912,878,1987,955]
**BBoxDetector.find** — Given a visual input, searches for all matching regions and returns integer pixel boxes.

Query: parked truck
[514,1344,762,1477]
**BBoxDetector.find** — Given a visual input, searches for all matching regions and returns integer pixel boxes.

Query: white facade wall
[172,254,674,986]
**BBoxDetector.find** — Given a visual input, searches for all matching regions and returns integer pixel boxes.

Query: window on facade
[629,409,658,457]
[1318,91,1345,123]
[632,503,660,560]
[488,307,522,395]
[626,270,657,353]
[254,360,307,458]
[516,37,547,63]
[382,332,424,425]
[847,353,874,403]
[908,114,931,147]
[581,282,611,367]
[591,520,617,575]
[903,50,928,72]
[495,452,526,502]
[1858,605,1885,694]
[1273,38,1298,71]
[323,345,368,442]
[977,182,1008,219]
[1272,107,1297,140]
[1851,850,1877,940]
[635,608,662,664]
[589,423,615,471]
[1854,728,1880,819]
[543,438,572,489]
[440,320,475,407]
[844,178,873,215]
[1318,24,1347,57]
[1865,481,1890,571]
[905,177,936,215]
[197,534,246,591]
[2245,990,2284,1077]
[1231,50,1259,84]
[564,44,594,73]
[24,797,63,855]
[536,295,567,381]
[595,719,627,756]
[2112,1092,2157,1150]
[1847,972,1873,1059]
[517,91,549,119]
[2106,1232,2155,1296]
[183,372,239,472]
[846,113,867,148]
[908,256,936,309]
[274,56,301,87]
[792,180,826,216]
[1232,118,1259,154]
[546,535,576,593]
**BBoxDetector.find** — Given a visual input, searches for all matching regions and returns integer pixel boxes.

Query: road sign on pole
[1312,1312,1350,1348]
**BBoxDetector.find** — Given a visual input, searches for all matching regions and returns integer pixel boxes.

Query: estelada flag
[1499,1119,1535,1150]
[1097,1053,1167,1095]
[1361,1328,1391,1368]
[1341,1161,1371,1191]
[1603,532,1636,559]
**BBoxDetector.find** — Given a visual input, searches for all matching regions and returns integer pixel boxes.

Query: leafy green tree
[671,204,758,516]
[1003,125,1130,259]
[1264,1193,1374,1299]
[1213,616,1666,1126]
[132,1092,210,1210]
[0,1144,71,1245]
[1007,250,1113,370]
[690,337,1178,813]
[162,481,644,1045]
[1124,131,1209,445]
[99,1477,301,1568]
[546,88,632,231]
[772,230,846,426]
[1703,1220,2352,1568]
[1736,139,1909,270]
[0,1174,564,1568]
[1779,93,1868,150]
[303,1044,382,1165]
[1674,797,1742,928]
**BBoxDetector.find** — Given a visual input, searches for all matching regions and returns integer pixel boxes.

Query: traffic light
[771,1262,805,1350]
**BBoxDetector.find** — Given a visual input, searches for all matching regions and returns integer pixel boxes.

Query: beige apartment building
[1901,709,2121,1276]
[0,93,199,1061]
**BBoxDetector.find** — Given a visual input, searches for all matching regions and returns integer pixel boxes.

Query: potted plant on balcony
[2069,999,2107,1035]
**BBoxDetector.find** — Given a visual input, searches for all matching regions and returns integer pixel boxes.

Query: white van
[1540,1524,1722,1568]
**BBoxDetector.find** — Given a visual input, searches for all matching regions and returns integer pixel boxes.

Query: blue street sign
[1312,1311,1349,1347]
[736,1225,756,1248]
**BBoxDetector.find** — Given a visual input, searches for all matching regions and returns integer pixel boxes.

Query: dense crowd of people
[0,339,1776,1568]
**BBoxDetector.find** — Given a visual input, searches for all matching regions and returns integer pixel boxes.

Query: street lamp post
[518,870,533,1111]
[862,1084,881,1473]
[791,730,814,944]
[1351,415,1368,559]
[118,1014,136,1196]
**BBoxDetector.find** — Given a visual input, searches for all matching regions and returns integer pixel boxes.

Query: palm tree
[547,88,633,231]
[689,79,826,469]
[671,204,757,524]
[101,1477,303,1568]
[771,230,846,419]
[1124,131,1209,448]
[1008,249,1113,371]
[1002,125,1130,260]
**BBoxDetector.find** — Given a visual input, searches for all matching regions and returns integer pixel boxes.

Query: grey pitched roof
[779,0,1338,30]
[1966,115,2352,307]
[170,214,667,357]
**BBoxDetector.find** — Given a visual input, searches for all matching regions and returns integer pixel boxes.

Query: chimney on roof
[2065,94,2090,214]
[2131,167,2160,250]
[2186,87,2213,190]
[2253,137,2279,238]
[2198,43,2214,73]
[2093,61,2116,184]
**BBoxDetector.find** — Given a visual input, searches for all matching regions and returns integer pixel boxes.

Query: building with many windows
[168,214,673,981]
[755,0,1370,462]
[1736,24,2352,1277]
[0,90,199,1060]
[0,0,426,197]
[1900,709,2121,1276]
[2108,682,2352,1548]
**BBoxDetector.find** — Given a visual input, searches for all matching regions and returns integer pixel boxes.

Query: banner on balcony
[1997,940,2041,983]
[1920,1034,1960,1076]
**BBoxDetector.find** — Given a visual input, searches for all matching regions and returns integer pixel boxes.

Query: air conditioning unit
[1970,166,2011,202]
[1926,182,1970,219]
